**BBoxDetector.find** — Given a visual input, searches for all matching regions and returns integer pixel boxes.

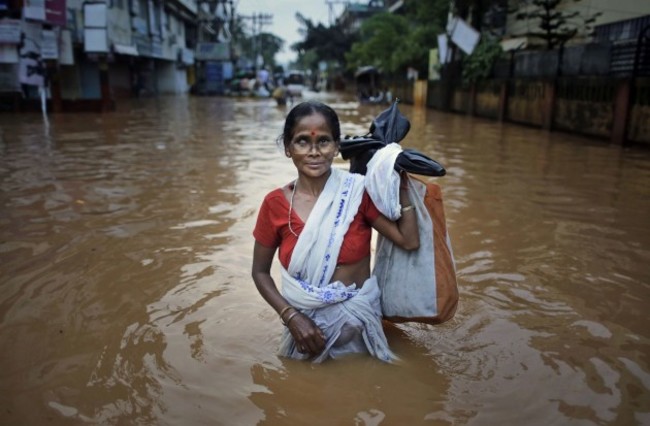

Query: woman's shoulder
[262,185,290,204]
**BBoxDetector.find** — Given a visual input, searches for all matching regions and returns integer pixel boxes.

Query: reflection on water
[1,94,649,425]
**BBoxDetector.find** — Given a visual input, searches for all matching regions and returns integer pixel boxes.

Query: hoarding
[46,0,67,26]
[196,42,230,61]
[449,17,480,55]
[0,19,21,44]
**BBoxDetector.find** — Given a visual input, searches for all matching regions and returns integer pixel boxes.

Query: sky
[234,0,337,66]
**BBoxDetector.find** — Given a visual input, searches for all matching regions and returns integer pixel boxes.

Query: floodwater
[1,92,649,426]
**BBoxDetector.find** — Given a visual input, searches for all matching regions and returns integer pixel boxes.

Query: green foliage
[462,36,504,84]
[346,4,448,77]
[346,13,410,73]
[257,33,284,67]
[231,16,284,67]
[293,12,357,71]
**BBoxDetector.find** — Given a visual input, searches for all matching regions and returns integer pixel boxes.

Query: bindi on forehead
[311,130,316,136]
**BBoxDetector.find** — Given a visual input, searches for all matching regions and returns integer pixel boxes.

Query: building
[504,0,650,50]
[336,0,385,35]
[0,0,211,112]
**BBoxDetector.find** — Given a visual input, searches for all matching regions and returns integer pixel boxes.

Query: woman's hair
[278,101,341,149]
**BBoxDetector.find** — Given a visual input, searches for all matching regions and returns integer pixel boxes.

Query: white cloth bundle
[365,146,440,319]
[364,143,403,220]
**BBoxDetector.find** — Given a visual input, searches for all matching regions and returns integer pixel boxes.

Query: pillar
[611,78,631,145]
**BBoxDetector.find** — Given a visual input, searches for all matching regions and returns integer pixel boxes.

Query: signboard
[41,29,59,59]
[179,47,194,65]
[429,48,440,81]
[83,2,106,27]
[0,19,21,44]
[24,0,46,21]
[449,17,480,55]
[84,28,108,53]
[19,21,44,86]
[46,0,67,26]
[59,29,74,64]
[83,2,107,53]
[204,61,225,93]
[437,33,449,64]
[196,42,230,61]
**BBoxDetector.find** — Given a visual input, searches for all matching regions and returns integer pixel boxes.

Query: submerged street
[1,92,649,425]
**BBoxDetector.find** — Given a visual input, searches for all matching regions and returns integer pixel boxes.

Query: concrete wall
[554,77,614,137]
[506,80,545,126]
[628,78,650,144]
[423,76,650,146]
[156,60,189,94]
[474,81,501,119]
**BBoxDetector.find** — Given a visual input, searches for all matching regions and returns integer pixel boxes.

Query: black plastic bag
[340,100,445,177]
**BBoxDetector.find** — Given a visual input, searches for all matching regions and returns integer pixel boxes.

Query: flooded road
[1,93,649,425]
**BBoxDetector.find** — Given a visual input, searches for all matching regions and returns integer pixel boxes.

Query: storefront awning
[113,44,139,56]
[500,37,527,52]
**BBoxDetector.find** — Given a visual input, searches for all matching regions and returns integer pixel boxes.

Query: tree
[462,36,504,84]
[345,0,449,76]
[255,32,284,67]
[230,15,284,68]
[346,13,411,73]
[509,0,601,50]
[292,12,357,71]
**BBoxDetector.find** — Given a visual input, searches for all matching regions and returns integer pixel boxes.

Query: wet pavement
[1,92,649,425]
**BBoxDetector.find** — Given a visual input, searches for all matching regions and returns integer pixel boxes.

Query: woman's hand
[286,312,326,356]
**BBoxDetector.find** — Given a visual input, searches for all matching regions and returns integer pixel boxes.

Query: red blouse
[253,186,381,269]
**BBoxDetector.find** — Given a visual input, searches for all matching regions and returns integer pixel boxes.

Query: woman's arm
[251,241,326,355]
[371,172,420,251]
[252,242,291,315]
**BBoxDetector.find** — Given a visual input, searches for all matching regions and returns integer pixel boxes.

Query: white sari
[279,168,398,363]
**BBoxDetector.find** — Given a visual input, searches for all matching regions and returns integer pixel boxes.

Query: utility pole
[325,0,348,26]
[240,12,273,72]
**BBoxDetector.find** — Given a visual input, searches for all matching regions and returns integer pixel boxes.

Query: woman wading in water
[252,101,419,362]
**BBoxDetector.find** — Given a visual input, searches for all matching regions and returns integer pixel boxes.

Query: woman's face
[286,113,339,179]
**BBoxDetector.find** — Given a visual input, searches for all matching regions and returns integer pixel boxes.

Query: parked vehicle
[285,70,306,97]
[355,66,389,104]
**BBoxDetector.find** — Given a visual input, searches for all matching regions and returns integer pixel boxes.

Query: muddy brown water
[1,93,649,425]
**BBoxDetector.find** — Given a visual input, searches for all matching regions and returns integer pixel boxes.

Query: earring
[285,151,291,158]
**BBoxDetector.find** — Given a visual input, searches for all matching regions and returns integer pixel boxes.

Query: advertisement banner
[449,17,480,55]
[0,19,21,44]
[24,0,46,21]
[429,48,440,81]
[84,28,108,53]
[59,29,74,65]
[437,33,449,64]
[19,21,44,86]
[195,42,230,61]
[46,0,67,26]
[41,29,59,59]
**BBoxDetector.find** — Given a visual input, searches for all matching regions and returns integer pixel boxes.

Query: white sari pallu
[279,168,399,363]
